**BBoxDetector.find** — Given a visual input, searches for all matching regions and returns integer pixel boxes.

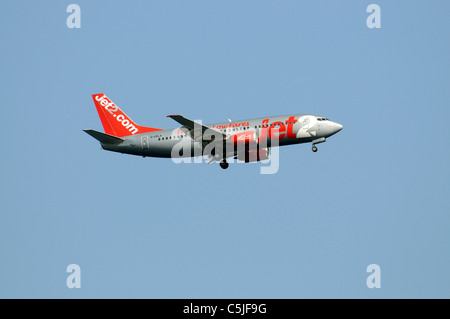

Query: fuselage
[101,114,343,158]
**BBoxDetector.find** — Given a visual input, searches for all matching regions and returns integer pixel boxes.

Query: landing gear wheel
[219,160,229,169]
[312,145,318,152]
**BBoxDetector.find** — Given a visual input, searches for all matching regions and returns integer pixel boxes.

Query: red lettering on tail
[92,94,163,137]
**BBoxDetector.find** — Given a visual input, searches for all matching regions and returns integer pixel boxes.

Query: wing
[167,115,249,162]
[167,114,227,146]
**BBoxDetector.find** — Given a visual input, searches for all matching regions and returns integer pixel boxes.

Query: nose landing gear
[311,137,326,153]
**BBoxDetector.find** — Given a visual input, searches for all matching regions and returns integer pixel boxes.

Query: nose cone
[327,121,343,136]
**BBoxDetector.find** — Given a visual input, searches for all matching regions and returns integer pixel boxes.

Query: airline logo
[256,116,298,142]
[94,94,139,135]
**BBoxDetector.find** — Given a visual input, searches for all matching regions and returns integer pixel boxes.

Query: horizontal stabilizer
[83,129,125,144]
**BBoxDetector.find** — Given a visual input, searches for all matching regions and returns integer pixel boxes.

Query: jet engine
[237,148,270,163]
[231,131,257,146]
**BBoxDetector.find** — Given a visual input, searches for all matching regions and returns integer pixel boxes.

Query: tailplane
[91,93,163,137]
[83,129,124,144]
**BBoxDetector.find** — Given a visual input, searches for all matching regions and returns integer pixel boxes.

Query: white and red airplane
[84,93,343,169]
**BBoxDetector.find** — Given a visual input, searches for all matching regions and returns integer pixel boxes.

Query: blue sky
[1,1,449,298]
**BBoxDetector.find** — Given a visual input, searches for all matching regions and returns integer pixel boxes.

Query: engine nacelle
[237,148,270,163]
[231,131,257,146]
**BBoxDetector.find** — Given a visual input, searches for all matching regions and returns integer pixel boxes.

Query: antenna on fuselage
[228,118,232,122]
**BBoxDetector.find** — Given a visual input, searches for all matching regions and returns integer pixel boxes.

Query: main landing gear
[312,145,318,152]
[219,159,229,169]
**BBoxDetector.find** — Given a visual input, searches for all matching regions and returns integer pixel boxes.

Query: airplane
[84,93,343,169]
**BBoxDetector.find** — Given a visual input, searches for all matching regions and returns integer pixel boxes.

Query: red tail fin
[92,93,163,137]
